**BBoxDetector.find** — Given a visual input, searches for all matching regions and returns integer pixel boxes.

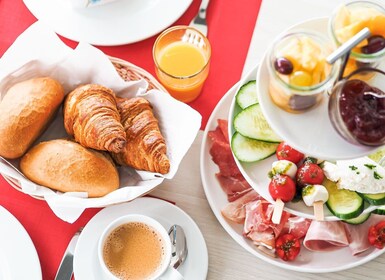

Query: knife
[54,227,83,280]
[189,0,210,36]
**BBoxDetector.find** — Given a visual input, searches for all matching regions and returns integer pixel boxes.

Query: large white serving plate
[23,0,192,46]
[200,68,385,273]
[0,206,41,280]
[256,17,381,160]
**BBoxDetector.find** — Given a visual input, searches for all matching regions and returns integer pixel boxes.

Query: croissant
[64,84,126,153]
[112,97,170,174]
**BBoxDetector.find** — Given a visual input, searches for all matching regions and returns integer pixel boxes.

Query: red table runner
[0,0,262,279]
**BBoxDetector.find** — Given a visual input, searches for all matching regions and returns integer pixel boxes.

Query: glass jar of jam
[329,1,385,78]
[267,31,339,113]
[328,67,385,146]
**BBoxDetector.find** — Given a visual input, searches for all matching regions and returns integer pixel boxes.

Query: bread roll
[0,77,64,159]
[20,139,119,197]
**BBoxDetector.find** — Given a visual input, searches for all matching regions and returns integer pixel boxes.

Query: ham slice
[344,214,385,255]
[221,190,260,224]
[215,174,252,202]
[243,200,290,249]
[303,221,349,251]
[208,126,227,145]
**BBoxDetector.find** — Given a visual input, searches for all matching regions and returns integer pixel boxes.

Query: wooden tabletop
[151,131,385,280]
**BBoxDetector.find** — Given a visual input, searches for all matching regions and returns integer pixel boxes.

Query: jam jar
[267,31,339,113]
[328,67,385,146]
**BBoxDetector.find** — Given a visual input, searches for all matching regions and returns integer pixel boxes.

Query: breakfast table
[1,0,385,279]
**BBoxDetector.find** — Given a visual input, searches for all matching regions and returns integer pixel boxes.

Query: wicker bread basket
[1,56,167,200]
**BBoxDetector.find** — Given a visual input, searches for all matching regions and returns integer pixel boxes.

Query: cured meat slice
[209,140,241,177]
[208,126,228,145]
[282,217,312,239]
[344,214,385,255]
[221,190,260,224]
[215,174,252,202]
[217,119,230,143]
[243,200,290,248]
[303,221,349,251]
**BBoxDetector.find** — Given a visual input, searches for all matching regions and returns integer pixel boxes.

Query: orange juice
[153,26,211,103]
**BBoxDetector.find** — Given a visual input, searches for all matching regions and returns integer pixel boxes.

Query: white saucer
[23,0,193,46]
[256,17,378,160]
[200,70,385,273]
[73,197,208,280]
[0,206,41,280]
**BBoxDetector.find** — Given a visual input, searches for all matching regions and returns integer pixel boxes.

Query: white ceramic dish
[74,197,208,280]
[23,0,193,46]
[0,206,41,280]
[256,17,379,160]
[228,66,377,221]
[200,70,385,273]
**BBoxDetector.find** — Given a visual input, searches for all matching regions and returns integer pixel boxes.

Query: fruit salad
[268,32,338,113]
[330,1,385,77]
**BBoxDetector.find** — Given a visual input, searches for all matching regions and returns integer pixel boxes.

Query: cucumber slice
[233,104,281,143]
[360,192,385,205]
[236,80,258,109]
[373,205,385,215]
[231,132,278,162]
[342,212,371,225]
[324,179,364,220]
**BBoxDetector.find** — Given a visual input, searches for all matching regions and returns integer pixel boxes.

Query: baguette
[20,139,119,197]
[0,77,64,159]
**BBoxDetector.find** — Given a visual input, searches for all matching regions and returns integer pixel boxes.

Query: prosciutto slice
[303,221,349,251]
[221,190,260,224]
[282,216,312,239]
[344,214,385,255]
[215,174,252,202]
[243,200,290,249]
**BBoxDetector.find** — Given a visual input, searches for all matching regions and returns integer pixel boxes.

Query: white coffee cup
[98,214,184,280]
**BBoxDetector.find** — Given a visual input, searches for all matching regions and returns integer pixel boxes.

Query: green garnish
[374,171,383,180]
[364,164,377,170]
[349,165,358,171]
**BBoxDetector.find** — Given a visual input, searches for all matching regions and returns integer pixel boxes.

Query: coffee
[102,222,165,280]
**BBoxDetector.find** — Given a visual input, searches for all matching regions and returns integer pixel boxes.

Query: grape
[289,71,312,87]
[361,35,385,54]
[274,57,294,75]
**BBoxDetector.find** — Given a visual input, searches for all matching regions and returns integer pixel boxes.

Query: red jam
[339,79,385,145]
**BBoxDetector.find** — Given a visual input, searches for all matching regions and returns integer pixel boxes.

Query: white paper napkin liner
[0,21,202,222]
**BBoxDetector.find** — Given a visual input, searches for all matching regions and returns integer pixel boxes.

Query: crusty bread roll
[20,139,119,197]
[0,77,65,159]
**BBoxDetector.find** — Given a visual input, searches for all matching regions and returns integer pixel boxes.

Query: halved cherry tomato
[269,174,296,202]
[368,220,385,249]
[296,163,324,188]
[276,142,304,164]
[275,233,301,261]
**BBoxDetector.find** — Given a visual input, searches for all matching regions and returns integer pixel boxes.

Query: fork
[182,30,205,48]
[189,0,210,36]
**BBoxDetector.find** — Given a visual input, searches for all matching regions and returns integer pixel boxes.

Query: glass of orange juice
[153,25,211,103]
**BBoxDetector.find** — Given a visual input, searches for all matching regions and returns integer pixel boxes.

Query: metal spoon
[168,224,188,269]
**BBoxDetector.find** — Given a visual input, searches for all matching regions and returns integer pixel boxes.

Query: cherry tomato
[368,220,385,249]
[276,142,304,164]
[269,174,296,202]
[296,163,324,188]
[275,233,301,261]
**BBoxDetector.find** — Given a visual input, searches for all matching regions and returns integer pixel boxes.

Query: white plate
[257,17,378,160]
[229,66,377,221]
[0,206,41,280]
[200,68,385,273]
[23,0,193,46]
[74,197,208,280]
